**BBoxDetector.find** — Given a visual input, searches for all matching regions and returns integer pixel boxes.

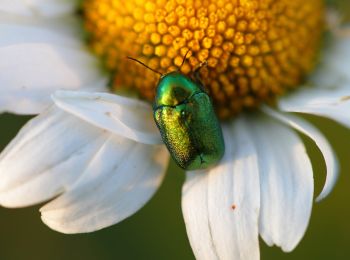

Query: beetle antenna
[179,49,191,70]
[127,57,163,76]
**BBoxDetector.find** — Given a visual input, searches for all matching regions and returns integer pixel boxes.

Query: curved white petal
[248,115,313,252]
[262,106,338,201]
[182,118,260,260]
[0,0,78,17]
[278,87,350,128]
[0,43,107,114]
[40,140,168,234]
[0,104,169,233]
[52,91,162,145]
[0,106,104,207]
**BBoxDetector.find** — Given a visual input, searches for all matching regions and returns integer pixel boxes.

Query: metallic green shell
[153,72,225,170]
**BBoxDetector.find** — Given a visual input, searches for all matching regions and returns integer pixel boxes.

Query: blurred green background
[1,113,350,260]
[1,0,350,259]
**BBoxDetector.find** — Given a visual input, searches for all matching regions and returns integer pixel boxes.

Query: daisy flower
[0,0,349,259]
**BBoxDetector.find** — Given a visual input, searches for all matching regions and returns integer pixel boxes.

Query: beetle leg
[193,60,208,91]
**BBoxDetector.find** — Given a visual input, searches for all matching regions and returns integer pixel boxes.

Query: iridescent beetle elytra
[127,51,225,170]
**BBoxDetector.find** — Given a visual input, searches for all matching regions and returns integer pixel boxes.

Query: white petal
[0,104,169,233]
[26,0,78,17]
[0,10,82,39]
[0,43,107,114]
[0,0,35,17]
[248,115,313,252]
[0,0,78,17]
[0,106,104,207]
[309,37,350,87]
[52,91,162,145]
[182,118,260,260]
[262,106,338,201]
[41,140,168,234]
[0,24,81,47]
[278,87,350,128]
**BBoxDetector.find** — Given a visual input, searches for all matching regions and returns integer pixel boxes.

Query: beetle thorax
[154,72,202,107]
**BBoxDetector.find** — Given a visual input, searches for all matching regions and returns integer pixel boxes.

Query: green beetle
[128,54,225,170]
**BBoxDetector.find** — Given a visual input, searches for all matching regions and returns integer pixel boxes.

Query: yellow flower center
[83,0,324,119]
